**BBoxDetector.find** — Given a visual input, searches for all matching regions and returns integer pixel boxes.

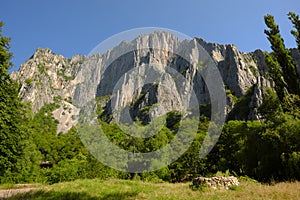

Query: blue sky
[2,0,300,71]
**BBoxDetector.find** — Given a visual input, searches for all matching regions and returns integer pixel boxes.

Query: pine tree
[264,14,300,100]
[264,52,287,101]
[0,22,28,182]
[288,12,300,51]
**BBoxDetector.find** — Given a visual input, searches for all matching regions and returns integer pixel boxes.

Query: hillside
[11,31,295,133]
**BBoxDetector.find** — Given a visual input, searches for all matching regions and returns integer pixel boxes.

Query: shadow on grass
[5,190,139,200]
[5,190,98,200]
[99,191,139,200]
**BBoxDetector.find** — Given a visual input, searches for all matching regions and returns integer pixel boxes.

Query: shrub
[25,78,33,85]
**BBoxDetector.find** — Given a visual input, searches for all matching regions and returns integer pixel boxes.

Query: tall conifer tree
[0,22,27,181]
[264,14,300,100]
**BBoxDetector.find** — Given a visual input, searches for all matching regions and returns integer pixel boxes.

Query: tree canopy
[264,14,300,101]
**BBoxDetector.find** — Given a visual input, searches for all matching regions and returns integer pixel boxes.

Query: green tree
[258,89,282,121]
[264,53,287,101]
[264,14,300,100]
[282,94,300,119]
[0,22,35,182]
[288,12,300,51]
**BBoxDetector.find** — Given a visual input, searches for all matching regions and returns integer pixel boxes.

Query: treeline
[0,13,300,184]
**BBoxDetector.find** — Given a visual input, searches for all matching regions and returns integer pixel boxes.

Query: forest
[0,12,300,185]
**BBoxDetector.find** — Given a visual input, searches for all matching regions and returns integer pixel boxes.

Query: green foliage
[226,90,238,104]
[281,152,300,180]
[264,14,300,100]
[37,64,45,74]
[99,119,174,154]
[167,118,209,182]
[282,94,300,119]
[254,13,300,181]
[47,159,83,184]
[141,172,164,183]
[238,175,258,183]
[258,89,282,121]
[56,65,74,82]
[53,96,62,104]
[209,112,300,182]
[214,169,231,177]
[0,22,39,183]
[57,71,73,81]
[249,66,259,76]
[228,185,239,191]
[0,22,12,75]
[166,110,182,131]
[25,78,33,85]
[288,12,300,51]
[190,181,209,192]
[227,86,254,120]
[197,61,208,72]
[264,52,287,101]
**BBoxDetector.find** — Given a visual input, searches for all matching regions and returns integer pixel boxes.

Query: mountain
[10,31,300,133]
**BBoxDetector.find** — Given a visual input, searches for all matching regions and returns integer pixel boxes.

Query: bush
[25,78,33,85]
[47,159,82,184]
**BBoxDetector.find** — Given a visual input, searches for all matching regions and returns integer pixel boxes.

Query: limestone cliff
[11,48,83,133]
[11,31,298,133]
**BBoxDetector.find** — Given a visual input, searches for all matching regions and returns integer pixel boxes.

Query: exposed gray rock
[11,48,83,112]
[197,38,258,97]
[11,48,84,133]
[11,31,300,133]
[52,101,80,133]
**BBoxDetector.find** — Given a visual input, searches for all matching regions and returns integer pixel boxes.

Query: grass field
[1,178,299,200]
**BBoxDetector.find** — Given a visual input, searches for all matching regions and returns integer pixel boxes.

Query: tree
[0,22,40,183]
[258,89,282,121]
[264,14,300,100]
[0,22,24,181]
[288,12,300,51]
[264,53,287,101]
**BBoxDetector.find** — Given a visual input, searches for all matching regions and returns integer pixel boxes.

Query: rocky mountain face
[11,48,83,133]
[11,31,298,133]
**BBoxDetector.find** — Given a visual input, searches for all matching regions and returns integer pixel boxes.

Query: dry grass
[3,179,300,200]
[229,181,300,200]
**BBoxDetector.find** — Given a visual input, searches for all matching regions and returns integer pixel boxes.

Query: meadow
[1,178,299,200]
